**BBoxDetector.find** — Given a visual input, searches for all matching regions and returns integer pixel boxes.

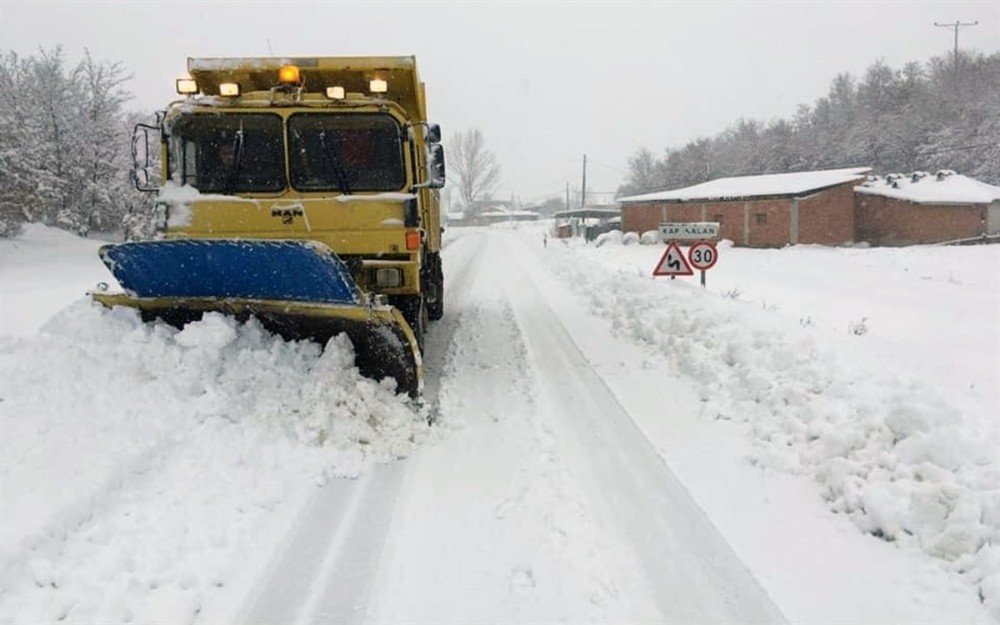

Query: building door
[988,201,1000,235]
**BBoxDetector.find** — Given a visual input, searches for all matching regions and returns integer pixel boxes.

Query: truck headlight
[374,268,403,288]
[176,78,198,95]
[219,82,240,97]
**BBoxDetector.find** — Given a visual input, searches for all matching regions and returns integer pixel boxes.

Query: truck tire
[394,294,427,353]
[425,252,444,321]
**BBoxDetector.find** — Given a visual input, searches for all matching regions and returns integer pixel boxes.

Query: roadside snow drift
[542,235,999,618]
[0,302,429,623]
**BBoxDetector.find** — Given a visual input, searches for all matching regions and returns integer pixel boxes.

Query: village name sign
[658,222,720,241]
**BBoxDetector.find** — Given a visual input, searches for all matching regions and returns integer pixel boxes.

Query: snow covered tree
[72,50,133,235]
[0,52,41,235]
[26,47,83,227]
[620,49,1000,191]
[0,46,154,238]
[616,147,661,197]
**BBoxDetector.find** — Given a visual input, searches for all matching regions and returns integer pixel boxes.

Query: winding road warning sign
[652,241,694,277]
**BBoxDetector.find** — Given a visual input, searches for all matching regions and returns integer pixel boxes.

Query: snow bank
[594,230,623,247]
[0,224,117,336]
[640,230,662,245]
[542,242,1000,618]
[0,302,430,623]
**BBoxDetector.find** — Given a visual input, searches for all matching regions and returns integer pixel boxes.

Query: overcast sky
[2,1,997,203]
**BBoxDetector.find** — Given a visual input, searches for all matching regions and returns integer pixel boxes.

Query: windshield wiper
[319,130,352,195]
[223,124,245,193]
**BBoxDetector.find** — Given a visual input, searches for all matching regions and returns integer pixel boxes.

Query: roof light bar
[176,78,198,95]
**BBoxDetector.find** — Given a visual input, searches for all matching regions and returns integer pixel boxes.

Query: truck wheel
[427,273,444,320]
[395,295,427,353]
[426,253,444,321]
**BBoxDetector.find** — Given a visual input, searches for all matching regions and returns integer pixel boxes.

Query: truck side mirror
[427,143,445,189]
[132,167,152,190]
[132,122,161,192]
[426,123,441,143]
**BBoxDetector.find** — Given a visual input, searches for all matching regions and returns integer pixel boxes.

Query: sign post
[687,241,718,287]
[653,222,721,287]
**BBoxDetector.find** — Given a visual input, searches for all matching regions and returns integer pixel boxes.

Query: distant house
[480,208,542,223]
[467,199,512,216]
[553,207,621,239]
[445,211,469,226]
[854,171,1000,245]
[619,168,870,247]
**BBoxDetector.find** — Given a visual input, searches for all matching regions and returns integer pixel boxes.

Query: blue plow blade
[100,239,360,304]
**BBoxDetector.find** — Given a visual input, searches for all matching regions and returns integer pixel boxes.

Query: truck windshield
[288,114,405,192]
[170,113,285,193]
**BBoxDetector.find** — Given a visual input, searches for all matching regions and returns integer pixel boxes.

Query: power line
[917,143,995,157]
[587,158,629,174]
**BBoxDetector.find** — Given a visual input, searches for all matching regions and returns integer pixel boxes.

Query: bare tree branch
[448,128,501,215]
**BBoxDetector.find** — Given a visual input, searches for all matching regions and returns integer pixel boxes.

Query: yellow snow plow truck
[92,57,446,397]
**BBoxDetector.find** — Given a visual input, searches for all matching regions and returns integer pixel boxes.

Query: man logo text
[271,208,303,224]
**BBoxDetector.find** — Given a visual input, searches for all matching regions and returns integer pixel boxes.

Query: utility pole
[565,182,570,210]
[581,154,587,208]
[935,20,978,89]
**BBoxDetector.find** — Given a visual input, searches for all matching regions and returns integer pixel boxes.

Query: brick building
[619,168,869,247]
[854,171,1000,245]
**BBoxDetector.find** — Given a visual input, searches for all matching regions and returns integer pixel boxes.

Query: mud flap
[93,240,422,397]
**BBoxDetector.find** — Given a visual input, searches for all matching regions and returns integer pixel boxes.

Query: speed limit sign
[688,242,718,270]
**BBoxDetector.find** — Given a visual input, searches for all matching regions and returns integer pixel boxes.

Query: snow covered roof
[553,208,621,219]
[619,167,871,203]
[482,210,541,220]
[855,171,1000,205]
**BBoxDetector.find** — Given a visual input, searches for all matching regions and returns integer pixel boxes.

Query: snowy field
[0,223,997,623]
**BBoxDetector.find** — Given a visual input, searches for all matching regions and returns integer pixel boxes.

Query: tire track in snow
[236,465,406,625]
[421,230,488,420]
[502,234,788,624]
[363,233,660,623]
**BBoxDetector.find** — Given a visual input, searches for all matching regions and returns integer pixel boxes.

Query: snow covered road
[1,225,996,623]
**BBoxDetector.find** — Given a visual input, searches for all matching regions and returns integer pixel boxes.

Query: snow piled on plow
[0,302,430,623]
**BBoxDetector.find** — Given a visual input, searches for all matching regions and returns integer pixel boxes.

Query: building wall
[798,183,856,245]
[855,194,987,245]
[621,203,667,235]
[742,198,793,247]
[621,181,856,247]
[704,203,745,243]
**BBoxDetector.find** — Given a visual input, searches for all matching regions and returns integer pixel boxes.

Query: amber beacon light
[278,65,301,85]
